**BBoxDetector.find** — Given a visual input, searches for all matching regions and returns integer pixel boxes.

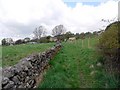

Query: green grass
[2,43,54,67]
[2,37,118,88]
[39,37,118,88]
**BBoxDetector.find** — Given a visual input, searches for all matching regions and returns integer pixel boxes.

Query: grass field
[39,37,118,88]
[2,37,118,88]
[2,43,54,67]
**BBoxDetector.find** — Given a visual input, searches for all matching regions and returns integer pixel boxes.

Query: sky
[0,0,118,42]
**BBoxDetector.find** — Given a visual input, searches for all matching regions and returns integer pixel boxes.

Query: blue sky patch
[64,2,77,8]
[82,2,101,6]
[64,2,101,8]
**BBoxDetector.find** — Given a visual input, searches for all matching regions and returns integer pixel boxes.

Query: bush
[98,22,119,55]
[38,37,51,43]
[15,39,24,45]
[97,21,120,74]
[97,21,120,87]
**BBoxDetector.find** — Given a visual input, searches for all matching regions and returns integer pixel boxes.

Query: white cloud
[0,0,118,42]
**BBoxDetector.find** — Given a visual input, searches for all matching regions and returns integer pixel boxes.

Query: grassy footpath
[39,38,118,88]
[2,43,54,67]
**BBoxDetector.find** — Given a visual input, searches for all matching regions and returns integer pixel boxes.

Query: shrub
[98,22,119,55]
[97,21,120,87]
[97,21,120,74]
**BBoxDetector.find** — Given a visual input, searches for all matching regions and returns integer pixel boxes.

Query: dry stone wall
[2,43,62,89]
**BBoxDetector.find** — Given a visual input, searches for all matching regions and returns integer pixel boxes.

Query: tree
[79,32,85,48]
[75,33,80,39]
[52,24,66,36]
[85,32,92,37]
[38,36,51,43]
[2,38,13,46]
[33,26,47,39]
[46,36,51,40]
[93,31,98,36]
[79,32,85,39]
[66,31,72,34]
[23,37,30,43]
[2,38,6,45]
[15,39,23,45]
[63,31,74,40]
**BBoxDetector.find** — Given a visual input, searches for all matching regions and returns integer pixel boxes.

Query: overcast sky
[0,0,118,42]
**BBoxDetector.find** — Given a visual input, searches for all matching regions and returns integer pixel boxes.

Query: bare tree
[33,28,39,39]
[101,16,118,24]
[33,26,47,39]
[42,29,47,37]
[52,24,66,36]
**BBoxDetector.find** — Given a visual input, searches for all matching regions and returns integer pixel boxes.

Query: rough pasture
[39,37,118,88]
[2,43,54,67]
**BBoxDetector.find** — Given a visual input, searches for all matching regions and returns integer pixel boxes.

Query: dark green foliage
[98,22,119,51]
[85,32,92,38]
[38,37,50,43]
[2,38,6,45]
[75,33,80,39]
[97,21,120,87]
[2,38,14,46]
[64,31,74,40]
[79,32,85,39]
[98,21,119,63]
[46,36,51,40]
[32,36,52,43]
[15,39,24,45]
